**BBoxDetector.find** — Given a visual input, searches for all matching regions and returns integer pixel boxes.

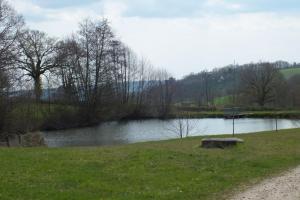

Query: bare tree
[241,63,284,107]
[0,0,23,141]
[16,29,58,101]
[287,75,300,108]
[166,112,196,139]
[0,0,24,69]
[55,37,84,103]
[75,19,115,117]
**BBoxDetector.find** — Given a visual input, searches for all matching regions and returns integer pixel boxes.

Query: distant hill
[175,61,300,106]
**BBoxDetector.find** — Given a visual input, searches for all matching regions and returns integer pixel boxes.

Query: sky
[7,0,300,78]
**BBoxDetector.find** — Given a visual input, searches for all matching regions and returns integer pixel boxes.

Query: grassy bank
[245,110,300,118]
[1,129,300,199]
[173,110,300,119]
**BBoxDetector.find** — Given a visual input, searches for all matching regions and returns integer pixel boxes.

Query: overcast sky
[8,0,300,78]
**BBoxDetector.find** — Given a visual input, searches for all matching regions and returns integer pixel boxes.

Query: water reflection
[43,118,300,147]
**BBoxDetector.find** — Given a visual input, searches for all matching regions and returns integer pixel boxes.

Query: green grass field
[213,96,233,106]
[1,129,300,199]
[280,67,300,79]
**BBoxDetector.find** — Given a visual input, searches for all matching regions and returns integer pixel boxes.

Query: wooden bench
[201,138,244,148]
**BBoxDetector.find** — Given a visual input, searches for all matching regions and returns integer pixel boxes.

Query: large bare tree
[16,29,58,101]
[241,63,284,107]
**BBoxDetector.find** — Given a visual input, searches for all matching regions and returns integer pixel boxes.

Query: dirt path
[231,166,300,200]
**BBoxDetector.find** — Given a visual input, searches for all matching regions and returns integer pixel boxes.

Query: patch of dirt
[231,166,300,200]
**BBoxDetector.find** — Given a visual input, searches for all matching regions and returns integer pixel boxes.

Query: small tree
[166,112,196,139]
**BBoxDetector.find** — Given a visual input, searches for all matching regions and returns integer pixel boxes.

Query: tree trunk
[34,76,42,102]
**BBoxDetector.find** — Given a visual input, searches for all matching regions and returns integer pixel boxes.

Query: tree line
[0,0,175,140]
[177,61,300,109]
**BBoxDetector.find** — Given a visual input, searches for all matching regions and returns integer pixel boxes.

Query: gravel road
[231,166,300,200]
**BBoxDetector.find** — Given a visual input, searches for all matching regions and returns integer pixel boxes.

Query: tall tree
[56,38,83,103]
[76,19,114,110]
[16,29,58,101]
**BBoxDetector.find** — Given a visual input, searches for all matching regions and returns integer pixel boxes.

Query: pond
[43,118,300,147]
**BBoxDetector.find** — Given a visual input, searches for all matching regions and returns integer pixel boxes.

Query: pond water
[43,118,300,147]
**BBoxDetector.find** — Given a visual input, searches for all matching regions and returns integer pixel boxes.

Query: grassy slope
[1,129,300,200]
[208,67,299,107]
[280,67,300,79]
[213,96,233,106]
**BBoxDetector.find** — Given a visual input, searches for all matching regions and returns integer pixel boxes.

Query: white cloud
[204,0,243,11]
[8,0,300,78]
[7,0,42,13]
[113,13,300,77]
[9,0,126,37]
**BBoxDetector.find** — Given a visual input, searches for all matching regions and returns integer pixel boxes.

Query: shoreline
[42,112,300,132]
